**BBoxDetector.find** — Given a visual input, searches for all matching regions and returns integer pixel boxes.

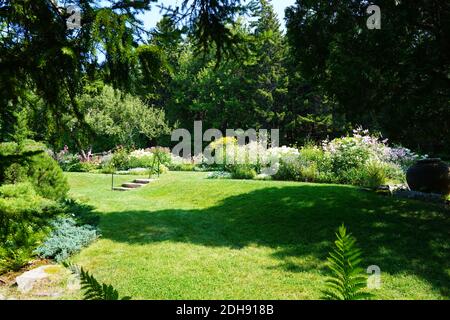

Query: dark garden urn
[406,158,450,195]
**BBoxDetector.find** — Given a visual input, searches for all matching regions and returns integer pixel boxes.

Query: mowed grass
[66,172,450,300]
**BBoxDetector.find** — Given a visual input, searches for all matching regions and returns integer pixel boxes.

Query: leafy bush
[340,160,392,189]
[128,155,154,169]
[0,247,31,272]
[68,161,99,173]
[100,163,116,174]
[0,183,60,272]
[271,146,334,183]
[328,160,404,188]
[170,155,196,171]
[300,145,334,174]
[80,85,170,150]
[253,129,417,187]
[170,163,196,171]
[273,157,303,181]
[55,147,80,171]
[35,217,98,262]
[322,225,371,300]
[1,141,69,200]
[207,171,232,179]
[299,162,320,182]
[230,165,257,180]
[28,152,70,200]
[206,137,238,169]
[152,164,169,175]
[324,136,373,174]
[148,147,172,167]
[110,146,130,170]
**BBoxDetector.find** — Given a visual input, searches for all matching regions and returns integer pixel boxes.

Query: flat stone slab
[113,187,134,191]
[15,265,61,293]
[122,182,146,188]
[134,179,154,184]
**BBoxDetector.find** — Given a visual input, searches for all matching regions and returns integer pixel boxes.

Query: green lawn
[66,172,449,300]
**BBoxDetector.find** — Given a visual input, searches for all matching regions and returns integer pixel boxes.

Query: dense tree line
[1,0,448,157]
[286,0,450,157]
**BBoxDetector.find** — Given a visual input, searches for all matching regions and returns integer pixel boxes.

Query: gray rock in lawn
[34,291,63,298]
[67,274,81,291]
[15,265,53,293]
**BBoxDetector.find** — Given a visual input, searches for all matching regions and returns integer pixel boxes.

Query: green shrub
[35,218,98,262]
[207,171,232,179]
[324,136,373,174]
[56,153,80,172]
[150,164,169,175]
[300,145,334,174]
[273,158,303,181]
[340,161,398,189]
[3,163,28,184]
[110,146,130,170]
[0,141,69,200]
[359,161,388,189]
[128,155,154,169]
[28,152,69,200]
[100,163,116,174]
[169,163,196,172]
[299,162,320,182]
[148,147,172,167]
[0,183,60,273]
[230,165,257,180]
[383,162,406,184]
[0,247,32,272]
[0,183,57,242]
[68,161,99,173]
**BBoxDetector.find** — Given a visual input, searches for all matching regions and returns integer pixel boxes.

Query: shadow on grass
[98,184,450,297]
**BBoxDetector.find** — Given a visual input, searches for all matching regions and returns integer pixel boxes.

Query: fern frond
[321,224,372,300]
[64,262,131,300]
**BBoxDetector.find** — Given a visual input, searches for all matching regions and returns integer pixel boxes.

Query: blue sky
[137,0,297,31]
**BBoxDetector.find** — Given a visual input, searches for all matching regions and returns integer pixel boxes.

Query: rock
[376,184,409,195]
[122,182,146,188]
[67,274,81,291]
[113,187,133,191]
[15,265,56,293]
[393,189,445,204]
[376,185,392,195]
[407,158,450,194]
[134,179,154,184]
[0,293,5,300]
[34,291,63,298]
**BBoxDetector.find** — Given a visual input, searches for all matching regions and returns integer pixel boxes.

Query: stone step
[133,179,154,184]
[113,187,134,192]
[122,182,146,189]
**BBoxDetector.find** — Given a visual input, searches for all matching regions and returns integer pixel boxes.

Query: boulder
[407,159,450,194]
[15,265,56,293]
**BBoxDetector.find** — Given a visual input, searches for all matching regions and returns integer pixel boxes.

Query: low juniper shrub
[35,217,98,262]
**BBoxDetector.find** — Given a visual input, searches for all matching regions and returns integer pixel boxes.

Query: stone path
[113,178,154,191]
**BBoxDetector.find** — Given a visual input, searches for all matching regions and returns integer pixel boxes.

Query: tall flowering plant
[322,127,425,172]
